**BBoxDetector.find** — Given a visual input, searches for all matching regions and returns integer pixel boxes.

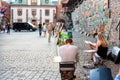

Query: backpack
[107,46,120,64]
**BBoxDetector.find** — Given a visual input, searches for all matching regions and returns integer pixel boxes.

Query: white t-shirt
[59,44,78,62]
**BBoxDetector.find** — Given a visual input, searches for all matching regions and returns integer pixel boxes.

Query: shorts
[42,28,47,32]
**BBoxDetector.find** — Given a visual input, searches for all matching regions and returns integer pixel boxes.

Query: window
[31,0,37,5]
[40,10,42,23]
[17,19,22,22]
[18,0,22,3]
[11,9,13,21]
[26,9,28,22]
[45,19,49,24]
[45,9,49,16]
[17,9,22,16]
[45,0,49,4]
[32,9,36,16]
[53,10,56,19]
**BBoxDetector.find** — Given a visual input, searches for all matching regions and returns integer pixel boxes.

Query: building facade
[10,0,58,25]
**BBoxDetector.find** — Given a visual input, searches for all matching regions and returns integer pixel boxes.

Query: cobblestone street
[0,30,119,80]
[0,31,60,80]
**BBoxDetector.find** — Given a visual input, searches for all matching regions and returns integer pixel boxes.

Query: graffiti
[71,0,111,36]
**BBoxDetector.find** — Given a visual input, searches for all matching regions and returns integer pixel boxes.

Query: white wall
[0,0,1,7]
[28,0,31,5]
[11,6,56,24]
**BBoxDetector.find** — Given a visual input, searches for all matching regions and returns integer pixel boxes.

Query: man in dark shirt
[6,22,11,34]
[38,22,42,37]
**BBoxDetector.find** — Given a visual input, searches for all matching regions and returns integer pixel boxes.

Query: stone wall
[109,0,120,45]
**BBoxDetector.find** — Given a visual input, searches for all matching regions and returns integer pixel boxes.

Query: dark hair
[43,23,45,25]
[93,33,98,38]
[62,24,67,31]
[66,38,73,44]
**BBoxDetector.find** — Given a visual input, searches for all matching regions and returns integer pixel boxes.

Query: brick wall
[109,0,120,45]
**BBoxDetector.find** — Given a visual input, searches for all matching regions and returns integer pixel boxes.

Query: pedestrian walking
[2,24,6,33]
[52,24,55,36]
[48,22,54,42]
[38,22,42,37]
[6,22,11,34]
[42,23,47,37]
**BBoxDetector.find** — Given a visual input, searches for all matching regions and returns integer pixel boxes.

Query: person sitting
[93,33,108,65]
[59,38,78,79]
[83,33,108,69]
[59,38,78,62]
[89,33,98,60]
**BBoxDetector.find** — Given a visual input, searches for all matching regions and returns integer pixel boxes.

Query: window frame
[45,9,50,16]
[45,0,49,4]
[17,9,22,16]
[31,9,37,16]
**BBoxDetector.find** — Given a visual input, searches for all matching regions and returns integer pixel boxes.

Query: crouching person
[59,38,79,80]
[93,33,108,65]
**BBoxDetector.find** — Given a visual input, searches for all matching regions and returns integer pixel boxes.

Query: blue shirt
[94,38,98,43]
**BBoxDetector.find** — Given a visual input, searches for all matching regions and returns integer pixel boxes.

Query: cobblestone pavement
[0,30,119,80]
[0,30,61,80]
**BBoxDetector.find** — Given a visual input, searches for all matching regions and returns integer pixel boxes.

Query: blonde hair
[98,33,108,47]
[118,67,120,76]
